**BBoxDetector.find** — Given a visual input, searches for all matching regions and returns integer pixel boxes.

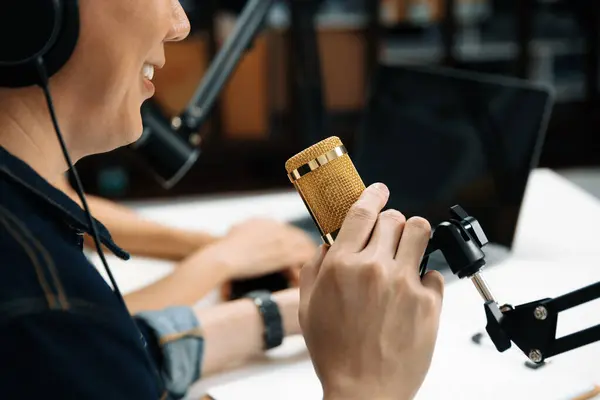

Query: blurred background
[75,0,600,201]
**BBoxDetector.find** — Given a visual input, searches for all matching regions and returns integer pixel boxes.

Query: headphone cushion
[0,1,59,64]
[0,0,79,88]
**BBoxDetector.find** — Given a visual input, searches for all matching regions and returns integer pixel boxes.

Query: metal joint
[534,306,548,321]
[529,349,543,363]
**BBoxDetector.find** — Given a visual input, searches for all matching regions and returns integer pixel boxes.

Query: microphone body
[285,136,365,245]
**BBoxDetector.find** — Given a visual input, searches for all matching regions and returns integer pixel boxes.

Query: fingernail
[372,183,389,195]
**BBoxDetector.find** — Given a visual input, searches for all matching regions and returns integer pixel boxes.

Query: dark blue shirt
[0,147,167,399]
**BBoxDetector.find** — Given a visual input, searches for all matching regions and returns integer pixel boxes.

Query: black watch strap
[245,290,284,350]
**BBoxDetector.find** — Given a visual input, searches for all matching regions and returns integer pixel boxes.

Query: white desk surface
[203,259,600,400]
[89,169,600,399]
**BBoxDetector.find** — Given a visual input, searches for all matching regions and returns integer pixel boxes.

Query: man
[0,1,444,399]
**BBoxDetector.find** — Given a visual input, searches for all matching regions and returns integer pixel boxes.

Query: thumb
[421,269,445,300]
[299,245,328,312]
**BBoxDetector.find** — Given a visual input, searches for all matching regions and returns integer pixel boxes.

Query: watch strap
[245,290,284,350]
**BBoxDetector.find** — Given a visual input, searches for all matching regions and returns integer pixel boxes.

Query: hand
[203,218,317,280]
[299,183,445,400]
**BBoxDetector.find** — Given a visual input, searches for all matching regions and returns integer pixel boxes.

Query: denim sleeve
[135,306,205,399]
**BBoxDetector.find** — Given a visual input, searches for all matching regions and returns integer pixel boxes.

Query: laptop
[291,64,554,276]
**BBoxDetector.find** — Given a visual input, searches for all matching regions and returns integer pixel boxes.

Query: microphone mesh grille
[286,137,365,236]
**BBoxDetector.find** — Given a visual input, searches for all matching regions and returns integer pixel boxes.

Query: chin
[95,122,144,156]
[129,125,145,145]
[120,113,145,146]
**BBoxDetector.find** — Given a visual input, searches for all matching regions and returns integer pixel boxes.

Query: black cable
[34,58,127,307]
[35,57,165,397]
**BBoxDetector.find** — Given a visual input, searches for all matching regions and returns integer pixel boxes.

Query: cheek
[66,3,157,146]
[94,58,145,142]
[71,66,144,150]
[91,102,143,152]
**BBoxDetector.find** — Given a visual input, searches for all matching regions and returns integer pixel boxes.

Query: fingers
[335,183,390,252]
[421,270,445,301]
[365,209,406,257]
[395,217,432,275]
[299,245,328,311]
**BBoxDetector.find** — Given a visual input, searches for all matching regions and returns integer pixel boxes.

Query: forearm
[133,289,300,396]
[54,177,216,260]
[81,194,217,260]
[197,289,301,376]
[124,249,231,313]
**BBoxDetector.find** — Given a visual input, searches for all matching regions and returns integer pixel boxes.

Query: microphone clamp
[421,205,495,303]
[425,205,600,364]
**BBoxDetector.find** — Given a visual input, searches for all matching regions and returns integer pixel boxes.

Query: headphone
[0,0,80,88]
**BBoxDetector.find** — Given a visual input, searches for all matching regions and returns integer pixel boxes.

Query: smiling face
[53,0,190,157]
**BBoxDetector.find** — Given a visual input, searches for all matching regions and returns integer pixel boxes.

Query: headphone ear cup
[0,0,79,88]
[0,1,60,65]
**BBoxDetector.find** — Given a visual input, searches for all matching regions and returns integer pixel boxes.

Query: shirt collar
[0,146,130,260]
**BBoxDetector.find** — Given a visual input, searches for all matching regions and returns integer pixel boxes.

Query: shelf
[267,4,368,30]
[381,1,491,27]
[382,38,585,64]
[263,1,490,31]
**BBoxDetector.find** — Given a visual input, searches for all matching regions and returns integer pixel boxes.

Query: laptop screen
[354,64,553,248]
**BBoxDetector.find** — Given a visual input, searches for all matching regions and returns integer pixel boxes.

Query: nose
[165,0,191,42]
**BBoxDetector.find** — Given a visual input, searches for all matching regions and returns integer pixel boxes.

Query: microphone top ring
[287,145,347,182]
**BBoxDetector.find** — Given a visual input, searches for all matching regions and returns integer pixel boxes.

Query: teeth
[143,64,155,80]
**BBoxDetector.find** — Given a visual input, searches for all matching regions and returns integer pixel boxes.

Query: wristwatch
[244,290,284,350]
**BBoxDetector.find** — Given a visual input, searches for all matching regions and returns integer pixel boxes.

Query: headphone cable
[35,57,166,397]
[35,58,127,307]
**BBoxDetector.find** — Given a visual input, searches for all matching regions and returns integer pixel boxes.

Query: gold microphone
[285,136,365,245]
[286,137,497,303]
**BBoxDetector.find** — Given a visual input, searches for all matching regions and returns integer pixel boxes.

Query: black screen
[354,65,553,248]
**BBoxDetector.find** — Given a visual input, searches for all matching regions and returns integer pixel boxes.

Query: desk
[88,169,600,399]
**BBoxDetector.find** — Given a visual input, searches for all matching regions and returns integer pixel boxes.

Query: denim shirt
[0,147,204,399]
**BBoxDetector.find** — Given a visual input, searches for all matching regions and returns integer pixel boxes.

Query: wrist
[179,246,231,285]
[192,240,241,281]
[323,387,400,400]
[322,377,414,400]
[272,289,301,336]
[177,230,219,258]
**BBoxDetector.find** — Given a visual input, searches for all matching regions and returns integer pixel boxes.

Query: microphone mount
[130,0,278,189]
[131,0,327,189]
[422,205,600,364]
[175,0,277,143]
